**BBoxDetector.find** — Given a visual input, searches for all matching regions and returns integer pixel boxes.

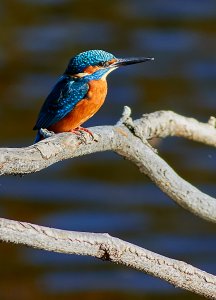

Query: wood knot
[99,244,111,261]
[98,243,121,262]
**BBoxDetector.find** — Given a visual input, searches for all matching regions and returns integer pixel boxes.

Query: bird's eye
[98,61,110,67]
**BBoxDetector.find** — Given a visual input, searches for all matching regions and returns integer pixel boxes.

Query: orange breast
[49,79,107,133]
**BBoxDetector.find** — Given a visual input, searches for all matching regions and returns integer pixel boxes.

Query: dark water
[0,1,216,299]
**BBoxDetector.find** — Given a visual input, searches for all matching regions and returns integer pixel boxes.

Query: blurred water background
[0,0,216,299]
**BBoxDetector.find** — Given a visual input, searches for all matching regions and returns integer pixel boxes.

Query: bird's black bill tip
[113,56,154,67]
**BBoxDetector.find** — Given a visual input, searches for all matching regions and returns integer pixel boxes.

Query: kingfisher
[33,49,153,142]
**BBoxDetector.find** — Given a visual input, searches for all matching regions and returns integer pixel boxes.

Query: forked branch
[0,108,215,222]
[0,108,216,298]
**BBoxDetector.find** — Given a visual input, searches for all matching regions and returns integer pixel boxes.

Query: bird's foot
[75,127,94,140]
[69,127,94,143]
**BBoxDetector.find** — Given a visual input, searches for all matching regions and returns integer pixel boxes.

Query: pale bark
[0,217,215,299]
[0,108,216,298]
[0,108,215,222]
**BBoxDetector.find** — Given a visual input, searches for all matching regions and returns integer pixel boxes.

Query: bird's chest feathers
[86,79,107,107]
[50,79,107,132]
[73,79,107,124]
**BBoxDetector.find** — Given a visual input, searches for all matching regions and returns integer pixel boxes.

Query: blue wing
[33,75,89,130]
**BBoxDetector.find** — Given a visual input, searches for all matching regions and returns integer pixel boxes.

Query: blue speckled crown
[65,50,116,74]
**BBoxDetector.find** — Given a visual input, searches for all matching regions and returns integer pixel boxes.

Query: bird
[33,49,154,142]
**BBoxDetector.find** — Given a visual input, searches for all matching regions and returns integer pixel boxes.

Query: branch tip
[116,106,132,126]
[122,106,131,118]
[208,116,216,127]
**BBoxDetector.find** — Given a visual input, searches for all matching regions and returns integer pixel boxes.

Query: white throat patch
[74,72,89,78]
[101,67,118,80]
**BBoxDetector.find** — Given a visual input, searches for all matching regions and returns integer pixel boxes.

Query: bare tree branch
[0,217,215,299]
[0,108,215,222]
[0,108,216,298]
[134,110,216,146]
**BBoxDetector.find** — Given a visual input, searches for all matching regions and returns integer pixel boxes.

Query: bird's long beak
[111,56,154,67]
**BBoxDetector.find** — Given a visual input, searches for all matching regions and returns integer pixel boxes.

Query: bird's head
[65,49,154,79]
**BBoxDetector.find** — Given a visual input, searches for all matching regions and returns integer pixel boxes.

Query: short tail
[34,131,42,143]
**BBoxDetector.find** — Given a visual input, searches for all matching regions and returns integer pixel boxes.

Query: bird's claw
[69,127,94,144]
[76,127,94,140]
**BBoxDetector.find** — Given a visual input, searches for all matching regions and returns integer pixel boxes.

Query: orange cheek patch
[84,65,100,73]
[83,59,117,73]
[108,58,117,65]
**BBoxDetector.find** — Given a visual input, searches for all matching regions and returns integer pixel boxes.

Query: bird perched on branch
[33,49,154,142]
